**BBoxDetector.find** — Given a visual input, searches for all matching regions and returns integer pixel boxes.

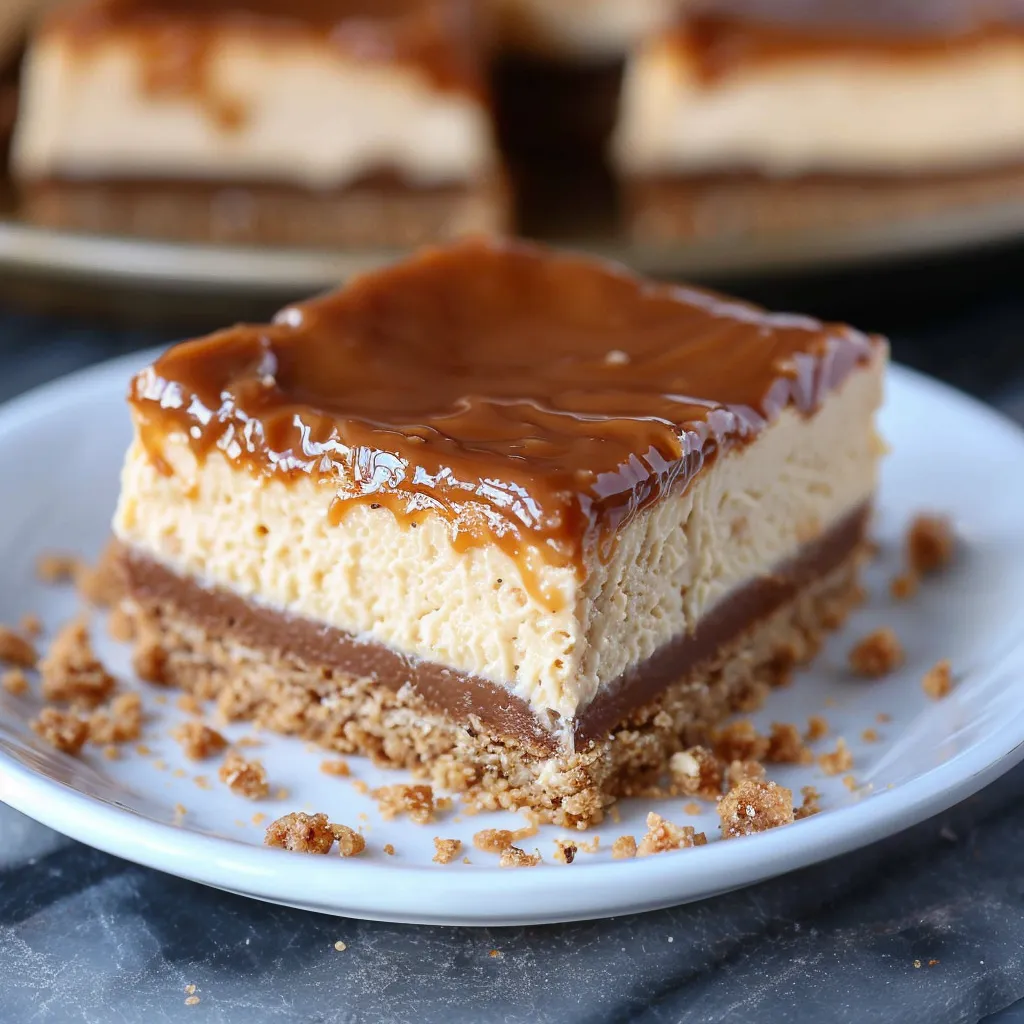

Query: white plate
[1,355,1023,926]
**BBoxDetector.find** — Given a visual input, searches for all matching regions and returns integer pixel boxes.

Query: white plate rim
[1,352,1023,926]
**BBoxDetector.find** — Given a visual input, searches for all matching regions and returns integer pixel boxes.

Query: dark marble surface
[3,261,1024,1023]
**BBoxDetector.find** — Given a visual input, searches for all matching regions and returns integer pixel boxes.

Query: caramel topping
[129,239,878,579]
[46,0,486,131]
[677,1,1024,83]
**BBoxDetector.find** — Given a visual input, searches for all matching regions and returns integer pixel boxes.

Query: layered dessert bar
[613,0,1024,241]
[12,0,507,246]
[113,239,886,827]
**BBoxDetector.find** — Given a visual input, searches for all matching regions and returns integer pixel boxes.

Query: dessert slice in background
[113,239,886,827]
[613,0,1024,241]
[12,0,508,246]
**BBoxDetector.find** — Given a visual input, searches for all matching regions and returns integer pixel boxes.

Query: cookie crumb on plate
[637,812,706,856]
[922,659,953,700]
[432,837,462,864]
[718,779,794,839]
[219,750,269,799]
[31,706,89,755]
[818,738,854,776]
[849,627,904,678]
[174,721,227,760]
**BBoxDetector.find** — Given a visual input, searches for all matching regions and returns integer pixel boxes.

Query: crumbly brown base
[126,549,866,828]
[623,166,1024,242]
[19,174,511,247]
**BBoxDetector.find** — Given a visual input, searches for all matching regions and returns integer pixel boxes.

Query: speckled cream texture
[113,350,884,722]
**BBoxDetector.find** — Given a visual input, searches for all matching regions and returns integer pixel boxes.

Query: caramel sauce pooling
[129,240,878,585]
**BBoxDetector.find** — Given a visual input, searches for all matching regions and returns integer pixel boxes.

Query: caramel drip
[677,0,1024,83]
[46,0,486,132]
[130,239,879,589]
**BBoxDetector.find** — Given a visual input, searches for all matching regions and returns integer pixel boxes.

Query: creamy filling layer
[13,35,495,188]
[613,37,1024,176]
[121,501,870,753]
[113,352,884,722]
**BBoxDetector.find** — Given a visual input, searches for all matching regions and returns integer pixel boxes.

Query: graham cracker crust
[623,165,1024,242]
[19,174,511,247]
[124,547,868,828]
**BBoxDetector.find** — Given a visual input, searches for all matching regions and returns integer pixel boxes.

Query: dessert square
[12,0,508,245]
[612,2,1024,241]
[113,239,886,827]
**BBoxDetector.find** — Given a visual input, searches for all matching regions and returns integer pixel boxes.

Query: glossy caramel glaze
[129,239,879,583]
[677,1,1024,83]
[44,0,486,128]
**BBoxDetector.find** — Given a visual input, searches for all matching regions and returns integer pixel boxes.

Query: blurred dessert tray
[4,198,1024,304]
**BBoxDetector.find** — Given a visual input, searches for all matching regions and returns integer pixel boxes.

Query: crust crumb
[712,720,769,762]
[383,843,395,856]
[922,659,953,700]
[849,628,905,678]
[576,835,600,854]
[19,613,42,639]
[637,812,707,856]
[553,839,577,864]
[818,738,854,776]
[35,552,79,584]
[683,801,702,815]
[176,693,201,715]
[1,668,29,695]
[432,837,462,864]
[766,722,813,764]
[611,835,637,859]
[107,605,137,643]
[805,714,830,742]
[861,727,880,743]
[75,540,124,609]
[795,785,822,820]
[907,514,955,575]
[331,823,366,857]
[473,828,516,853]
[371,783,437,824]
[669,746,723,799]
[718,780,794,839]
[0,626,38,669]
[499,845,541,868]
[40,620,115,708]
[842,774,858,791]
[219,751,269,799]
[889,572,918,601]
[31,706,89,754]
[131,636,168,684]
[876,711,892,724]
[265,812,334,854]
[726,759,766,788]
[174,721,227,760]
[88,692,143,745]
[320,758,351,777]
